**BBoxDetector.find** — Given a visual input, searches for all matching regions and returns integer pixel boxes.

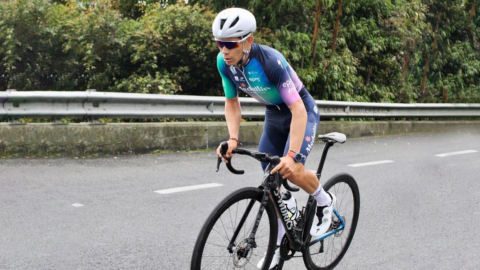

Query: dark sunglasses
[215,34,251,50]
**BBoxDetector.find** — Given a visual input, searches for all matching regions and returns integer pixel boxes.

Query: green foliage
[0,0,129,91]
[0,0,479,104]
[125,3,219,95]
[112,0,177,19]
[115,71,181,94]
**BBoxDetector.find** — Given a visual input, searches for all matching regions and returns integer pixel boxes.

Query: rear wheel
[191,187,278,270]
[303,173,360,270]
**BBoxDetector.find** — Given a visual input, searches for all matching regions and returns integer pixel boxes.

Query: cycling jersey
[217,43,304,106]
[217,43,320,171]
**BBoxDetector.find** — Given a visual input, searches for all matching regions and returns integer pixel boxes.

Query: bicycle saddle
[318,132,347,144]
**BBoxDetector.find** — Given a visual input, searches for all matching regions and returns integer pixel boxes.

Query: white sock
[311,184,331,207]
[276,218,285,246]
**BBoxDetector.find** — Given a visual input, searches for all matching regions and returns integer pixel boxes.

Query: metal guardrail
[1,90,480,119]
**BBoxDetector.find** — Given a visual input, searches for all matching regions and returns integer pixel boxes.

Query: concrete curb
[1,121,479,158]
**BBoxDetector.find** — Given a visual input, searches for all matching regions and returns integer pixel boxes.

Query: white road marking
[72,203,84,207]
[348,160,395,167]
[155,183,224,194]
[435,150,478,157]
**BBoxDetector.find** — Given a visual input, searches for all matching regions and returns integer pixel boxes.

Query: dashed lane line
[155,183,224,194]
[348,160,395,167]
[435,150,478,157]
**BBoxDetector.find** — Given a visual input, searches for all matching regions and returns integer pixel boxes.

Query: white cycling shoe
[257,246,280,269]
[310,192,337,237]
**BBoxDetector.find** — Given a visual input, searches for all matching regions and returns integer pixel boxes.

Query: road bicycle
[191,132,360,270]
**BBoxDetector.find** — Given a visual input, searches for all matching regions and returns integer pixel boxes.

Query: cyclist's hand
[216,140,238,163]
[270,156,301,181]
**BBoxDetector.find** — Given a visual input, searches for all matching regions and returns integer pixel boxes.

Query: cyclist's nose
[221,47,230,54]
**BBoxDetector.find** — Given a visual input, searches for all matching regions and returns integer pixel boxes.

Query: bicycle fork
[227,187,271,257]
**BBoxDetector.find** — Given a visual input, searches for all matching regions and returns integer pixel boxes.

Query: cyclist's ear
[246,35,254,47]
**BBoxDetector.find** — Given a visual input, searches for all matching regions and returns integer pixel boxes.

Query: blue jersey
[217,43,305,106]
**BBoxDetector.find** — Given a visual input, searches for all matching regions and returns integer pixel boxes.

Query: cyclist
[213,8,336,269]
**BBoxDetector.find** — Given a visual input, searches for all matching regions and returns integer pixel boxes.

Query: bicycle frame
[226,140,345,256]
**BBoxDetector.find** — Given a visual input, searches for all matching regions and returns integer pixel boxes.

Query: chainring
[279,235,296,260]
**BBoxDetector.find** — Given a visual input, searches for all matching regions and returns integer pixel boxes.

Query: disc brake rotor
[232,239,253,267]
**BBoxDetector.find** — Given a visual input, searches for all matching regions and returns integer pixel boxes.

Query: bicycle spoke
[204,241,229,249]
[209,228,230,243]
[218,214,231,242]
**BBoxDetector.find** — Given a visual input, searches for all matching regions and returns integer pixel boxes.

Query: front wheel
[191,187,278,270]
[303,173,360,270]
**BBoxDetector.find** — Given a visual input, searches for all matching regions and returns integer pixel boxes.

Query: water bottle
[282,191,299,221]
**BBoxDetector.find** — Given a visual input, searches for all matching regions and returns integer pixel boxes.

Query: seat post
[316,141,334,180]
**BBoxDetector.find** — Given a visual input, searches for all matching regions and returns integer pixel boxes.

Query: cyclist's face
[216,36,253,66]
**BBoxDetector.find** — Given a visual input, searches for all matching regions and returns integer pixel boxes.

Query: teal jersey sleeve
[217,53,238,99]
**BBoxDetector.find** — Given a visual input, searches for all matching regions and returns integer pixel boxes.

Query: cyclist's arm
[263,55,306,153]
[270,99,307,180]
[216,97,241,161]
[216,53,241,158]
[287,99,307,153]
[225,97,241,140]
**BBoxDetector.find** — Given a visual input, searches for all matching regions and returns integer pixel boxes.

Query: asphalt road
[1,128,479,270]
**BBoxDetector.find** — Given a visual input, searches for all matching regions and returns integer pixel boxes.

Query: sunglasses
[215,34,251,50]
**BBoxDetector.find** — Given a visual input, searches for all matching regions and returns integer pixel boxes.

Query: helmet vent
[230,16,240,28]
[220,19,226,30]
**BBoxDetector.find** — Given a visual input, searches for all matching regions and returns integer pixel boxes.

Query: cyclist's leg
[282,88,322,194]
[283,90,334,237]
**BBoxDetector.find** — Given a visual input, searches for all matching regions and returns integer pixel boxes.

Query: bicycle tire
[303,173,360,270]
[191,187,278,270]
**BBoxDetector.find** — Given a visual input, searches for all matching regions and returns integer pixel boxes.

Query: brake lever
[216,156,222,172]
[216,142,229,172]
[216,141,244,174]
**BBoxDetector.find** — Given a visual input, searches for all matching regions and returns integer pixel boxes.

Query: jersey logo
[239,85,271,92]
[248,77,260,83]
[282,79,296,94]
[230,66,237,75]
[305,123,317,153]
[282,79,293,88]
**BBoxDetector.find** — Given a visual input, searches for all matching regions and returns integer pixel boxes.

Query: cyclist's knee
[288,165,307,184]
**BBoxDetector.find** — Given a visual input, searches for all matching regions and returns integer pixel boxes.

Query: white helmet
[212,8,256,38]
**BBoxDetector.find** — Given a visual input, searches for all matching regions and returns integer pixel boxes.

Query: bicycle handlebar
[216,141,300,192]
